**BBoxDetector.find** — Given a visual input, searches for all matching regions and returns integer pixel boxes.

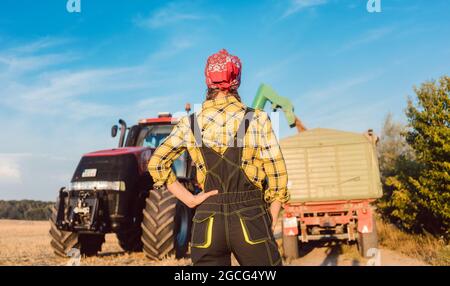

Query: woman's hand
[191,190,219,208]
[166,180,218,208]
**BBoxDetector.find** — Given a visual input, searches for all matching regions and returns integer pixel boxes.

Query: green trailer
[279,128,382,259]
[281,128,382,202]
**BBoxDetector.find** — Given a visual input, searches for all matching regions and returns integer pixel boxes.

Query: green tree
[377,112,413,177]
[379,76,450,238]
[404,75,450,237]
[377,113,420,229]
[0,200,53,220]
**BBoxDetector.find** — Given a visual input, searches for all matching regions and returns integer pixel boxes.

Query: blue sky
[0,0,449,200]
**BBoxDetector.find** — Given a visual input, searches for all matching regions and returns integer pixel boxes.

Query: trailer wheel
[49,207,104,257]
[357,216,378,258]
[282,231,299,259]
[141,187,177,260]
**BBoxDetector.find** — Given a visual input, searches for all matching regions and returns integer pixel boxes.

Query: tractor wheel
[357,216,379,258]
[116,224,143,252]
[282,233,299,259]
[174,200,194,259]
[49,207,104,257]
[141,187,177,260]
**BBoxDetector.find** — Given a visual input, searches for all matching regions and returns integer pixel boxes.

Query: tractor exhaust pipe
[118,119,127,148]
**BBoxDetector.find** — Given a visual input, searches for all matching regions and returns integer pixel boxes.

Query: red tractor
[49,109,197,259]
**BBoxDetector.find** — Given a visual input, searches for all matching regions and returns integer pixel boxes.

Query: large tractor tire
[49,207,105,257]
[141,187,193,260]
[141,188,178,260]
[282,233,300,259]
[357,216,379,258]
[116,224,143,252]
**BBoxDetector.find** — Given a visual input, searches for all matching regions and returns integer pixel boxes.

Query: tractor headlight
[69,181,126,191]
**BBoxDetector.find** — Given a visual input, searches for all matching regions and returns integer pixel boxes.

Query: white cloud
[136,97,167,109]
[149,36,195,61]
[0,66,138,119]
[302,73,378,100]
[134,3,201,29]
[0,53,76,75]
[0,153,77,200]
[0,157,21,183]
[336,27,395,53]
[9,37,73,54]
[253,54,301,80]
[310,98,391,133]
[0,33,194,120]
[296,71,387,133]
[0,40,179,120]
[282,0,328,18]
[0,37,78,79]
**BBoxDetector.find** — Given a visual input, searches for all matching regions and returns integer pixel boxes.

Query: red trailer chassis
[283,199,376,242]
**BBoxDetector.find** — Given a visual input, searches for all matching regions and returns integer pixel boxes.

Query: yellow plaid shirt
[148,96,289,203]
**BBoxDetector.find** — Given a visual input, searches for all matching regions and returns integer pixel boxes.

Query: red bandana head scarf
[205,49,242,91]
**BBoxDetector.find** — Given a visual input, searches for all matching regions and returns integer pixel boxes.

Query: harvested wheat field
[0,219,428,266]
[0,220,189,266]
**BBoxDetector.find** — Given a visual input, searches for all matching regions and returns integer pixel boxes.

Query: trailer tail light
[283,216,298,236]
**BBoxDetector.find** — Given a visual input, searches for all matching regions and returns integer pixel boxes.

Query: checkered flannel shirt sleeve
[147,116,190,189]
[257,111,290,203]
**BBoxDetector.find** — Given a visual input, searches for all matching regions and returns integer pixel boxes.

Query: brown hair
[206,88,241,101]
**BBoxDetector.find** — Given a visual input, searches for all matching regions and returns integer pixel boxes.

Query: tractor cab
[111,112,176,148]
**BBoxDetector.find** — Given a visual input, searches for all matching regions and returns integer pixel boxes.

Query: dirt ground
[0,219,427,266]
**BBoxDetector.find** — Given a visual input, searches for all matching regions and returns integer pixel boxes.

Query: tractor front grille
[71,154,139,192]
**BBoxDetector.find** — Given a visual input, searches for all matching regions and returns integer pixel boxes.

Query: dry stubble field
[0,219,427,266]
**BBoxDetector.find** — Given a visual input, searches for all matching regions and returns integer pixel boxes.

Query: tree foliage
[0,200,53,220]
[378,76,450,238]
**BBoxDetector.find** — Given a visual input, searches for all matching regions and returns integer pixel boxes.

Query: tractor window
[144,133,169,148]
[136,124,188,178]
[136,125,174,148]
